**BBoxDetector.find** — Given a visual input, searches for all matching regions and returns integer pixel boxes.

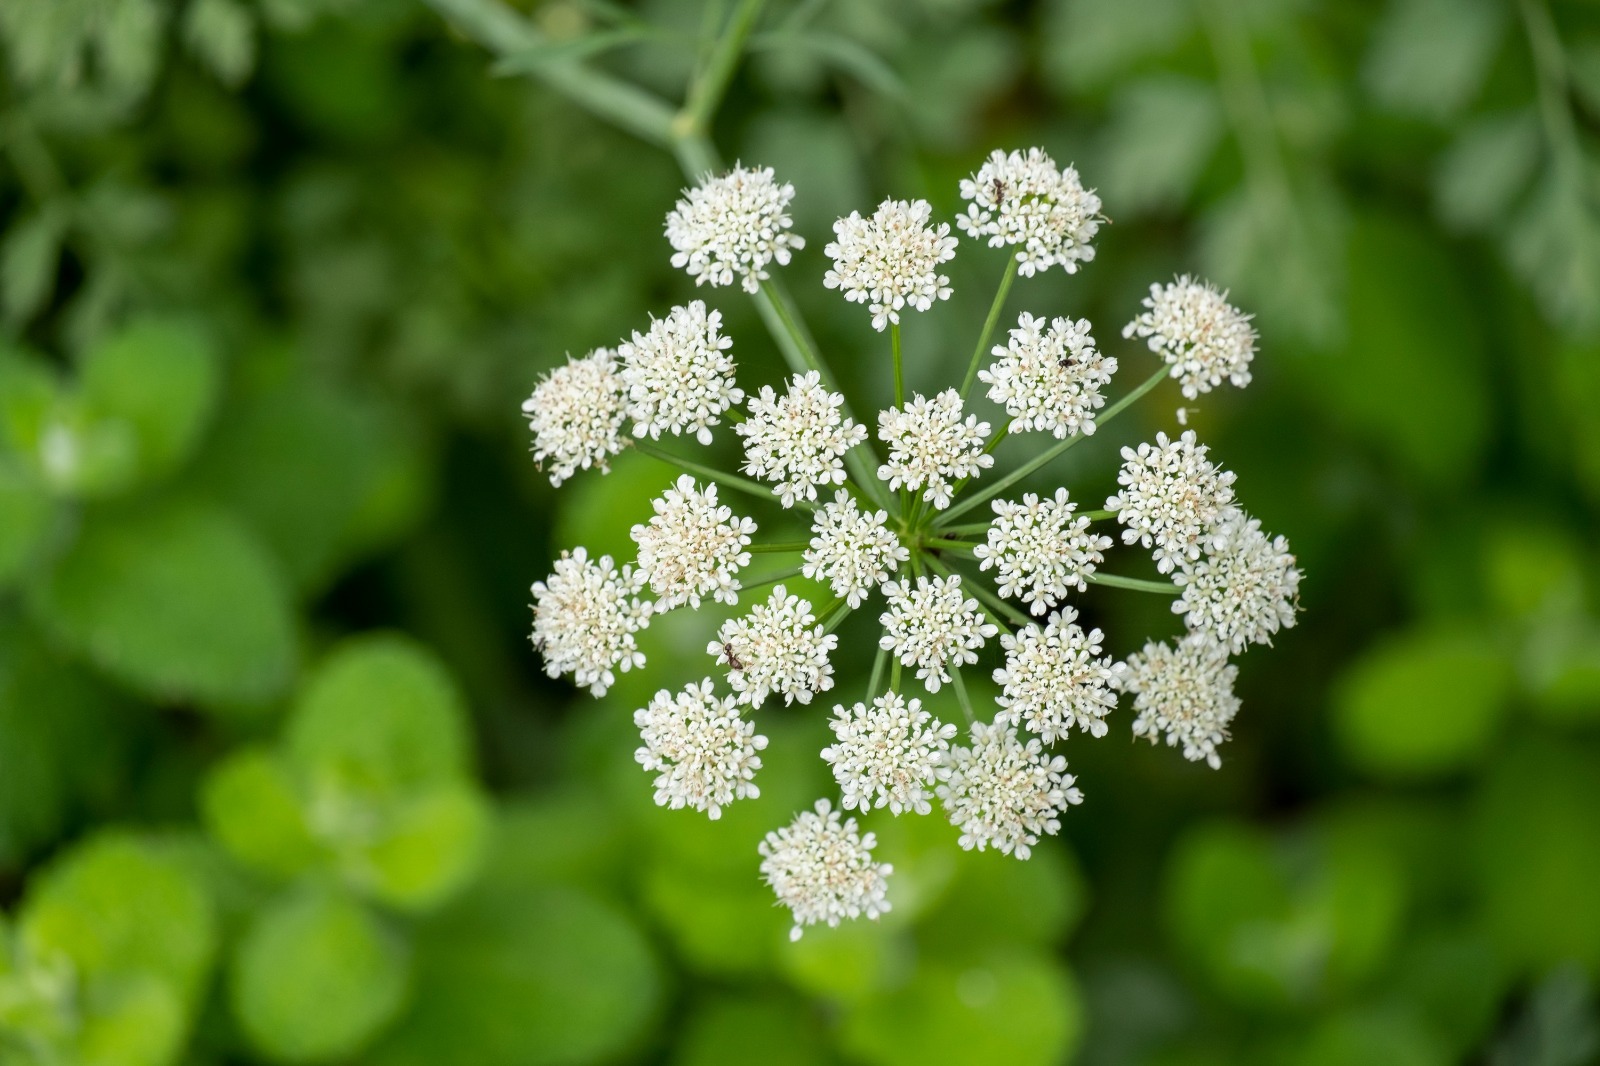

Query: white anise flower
[530,548,653,697]
[1124,276,1257,400]
[522,349,627,486]
[620,301,743,446]
[634,679,767,819]
[993,608,1121,742]
[1118,633,1241,770]
[879,574,997,692]
[665,164,805,294]
[979,313,1117,439]
[937,719,1083,860]
[877,389,993,510]
[1173,510,1301,654]
[821,692,957,816]
[956,147,1103,277]
[1107,430,1237,575]
[824,198,957,330]
[709,585,838,707]
[759,799,892,941]
[802,491,909,608]
[736,371,867,508]
[973,489,1112,616]
[631,475,756,610]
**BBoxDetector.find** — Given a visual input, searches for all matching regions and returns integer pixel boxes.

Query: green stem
[744,565,804,590]
[889,656,902,692]
[1087,572,1179,595]
[935,365,1168,527]
[982,421,1012,457]
[749,541,809,553]
[866,646,888,702]
[822,598,852,634]
[941,521,994,537]
[891,322,904,406]
[950,667,976,724]
[677,0,767,141]
[424,0,676,145]
[960,257,1018,398]
[633,439,810,510]
[1081,508,1116,521]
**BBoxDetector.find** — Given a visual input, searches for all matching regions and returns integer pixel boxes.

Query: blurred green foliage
[2,0,1600,1063]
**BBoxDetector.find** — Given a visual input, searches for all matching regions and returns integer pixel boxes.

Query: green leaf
[1363,0,1504,119]
[838,952,1083,1066]
[1433,110,1540,231]
[918,841,1089,955]
[1,209,66,328]
[671,993,832,1066]
[369,885,662,1066]
[76,974,188,1066]
[182,0,257,87]
[0,458,54,588]
[201,747,323,880]
[1292,1006,1451,1066]
[28,499,298,707]
[1506,165,1600,335]
[20,831,217,1000]
[231,885,412,1064]
[341,782,492,913]
[0,618,125,866]
[1473,740,1600,972]
[1040,0,1193,93]
[1333,627,1513,779]
[78,316,220,492]
[1099,78,1222,214]
[286,634,472,799]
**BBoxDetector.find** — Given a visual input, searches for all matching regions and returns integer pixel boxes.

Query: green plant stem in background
[633,440,816,511]
[744,565,804,590]
[1087,572,1179,595]
[676,0,767,142]
[936,364,1169,526]
[891,322,904,406]
[822,598,851,634]
[1081,508,1115,521]
[865,646,887,701]
[1519,0,1584,170]
[951,667,976,723]
[748,542,809,554]
[960,257,1018,397]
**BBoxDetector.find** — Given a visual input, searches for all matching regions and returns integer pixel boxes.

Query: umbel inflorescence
[525,150,1301,941]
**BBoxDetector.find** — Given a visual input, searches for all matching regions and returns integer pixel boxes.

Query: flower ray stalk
[960,257,1019,397]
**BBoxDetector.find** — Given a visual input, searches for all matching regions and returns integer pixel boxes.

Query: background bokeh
[3,0,1600,1062]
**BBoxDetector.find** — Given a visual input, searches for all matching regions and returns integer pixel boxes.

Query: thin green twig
[960,257,1018,398]
[1087,572,1178,596]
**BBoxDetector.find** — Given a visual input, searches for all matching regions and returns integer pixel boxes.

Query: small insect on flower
[720,641,745,671]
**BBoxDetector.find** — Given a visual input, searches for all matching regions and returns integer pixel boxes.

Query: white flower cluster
[665,164,805,294]
[736,371,867,507]
[522,349,627,486]
[620,301,743,446]
[824,199,957,330]
[993,608,1121,742]
[956,148,1103,277]
[1118,634,1241,769]
[530,548,652,697]
[877,389,993,510]
[879,574,998,692]
[1124,276,1257,400]
[709,585,837,706]
[1173,510,1301,653]
[973,489,1112,616]
[938,720,1083,859]
[822,692,956,816]
[979,313,1117,439]
[1107,430,1237,575]
[522,150,1305,940]
[801,492,908,608]
[631,475,756,609]
[759,799,892,941]
[634,679,767,818]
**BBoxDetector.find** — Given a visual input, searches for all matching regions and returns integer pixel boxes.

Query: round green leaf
[838,952,1083,1066]
[286,634,472,797]
[1473,739,1600,971]
[201,747,322,880]
[671,993,831,1066]
[343,782,492,913]
[231,885,411,1064]
[1333,627,1512,779]
[79,316,219,490]
[20,831,217,999]
[0,459,54,588]
[27,500,297,706]
[369,885,662,1066]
